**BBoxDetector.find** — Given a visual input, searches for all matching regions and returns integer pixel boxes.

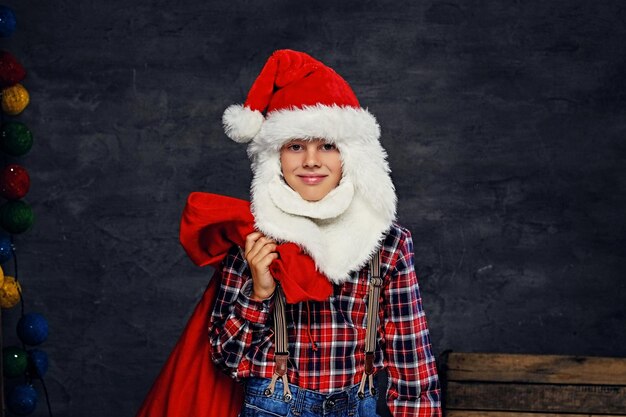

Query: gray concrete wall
[0,0,624,415]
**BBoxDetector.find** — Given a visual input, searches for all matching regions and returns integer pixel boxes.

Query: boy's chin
[299,194,325,202]
[296,187,335,202]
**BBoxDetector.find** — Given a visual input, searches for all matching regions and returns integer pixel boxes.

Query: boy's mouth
[298,175,327,185]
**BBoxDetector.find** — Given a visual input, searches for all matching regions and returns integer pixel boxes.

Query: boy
[210,49,441,417]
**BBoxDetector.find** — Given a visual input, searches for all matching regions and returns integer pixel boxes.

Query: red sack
[136,193,332,417]
[135,273,243,417]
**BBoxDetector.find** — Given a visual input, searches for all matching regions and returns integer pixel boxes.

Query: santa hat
[222,49,397,283]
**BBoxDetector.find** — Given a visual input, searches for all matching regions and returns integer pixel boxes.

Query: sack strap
[358,251,382,399]
[265,285,293,402]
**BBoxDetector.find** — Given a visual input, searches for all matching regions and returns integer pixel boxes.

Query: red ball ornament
[0,164,30,200]
[0,50,25,88]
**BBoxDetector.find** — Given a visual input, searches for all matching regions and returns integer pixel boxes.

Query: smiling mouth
[298,175,327,185]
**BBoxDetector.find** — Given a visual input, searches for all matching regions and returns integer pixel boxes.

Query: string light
[0,5,53,416]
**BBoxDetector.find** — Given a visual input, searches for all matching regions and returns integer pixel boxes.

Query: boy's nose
[303,149,321,167]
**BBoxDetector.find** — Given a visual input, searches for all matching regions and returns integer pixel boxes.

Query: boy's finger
[252,253,280,276]
[246,238,276,264]
[245,232,263,253]
[250,243,277,266]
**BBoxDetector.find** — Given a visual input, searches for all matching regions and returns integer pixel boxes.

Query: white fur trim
[268,176,354,220]
[222,104,264,143]
[253,180,391,283]
[248,104,381,153]
[247,104,397,283]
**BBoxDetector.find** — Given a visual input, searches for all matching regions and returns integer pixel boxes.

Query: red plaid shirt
[209,224,441,416]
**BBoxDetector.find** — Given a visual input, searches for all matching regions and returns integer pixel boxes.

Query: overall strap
[267,253,382,401]
[265,285,293,401]
[358,251,383,398]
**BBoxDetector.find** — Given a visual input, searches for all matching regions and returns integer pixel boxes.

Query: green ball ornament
[0,200,34,234]
[3,346,28,377]
[0,122,33,156]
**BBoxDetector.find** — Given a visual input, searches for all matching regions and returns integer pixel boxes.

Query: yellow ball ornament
[0,275,21,308]
[2,83,29,115]
[0,264,4,287]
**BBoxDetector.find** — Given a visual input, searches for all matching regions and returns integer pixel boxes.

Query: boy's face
[279,138,342,202]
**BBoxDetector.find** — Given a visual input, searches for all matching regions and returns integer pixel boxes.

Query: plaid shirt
[209,224,441,417]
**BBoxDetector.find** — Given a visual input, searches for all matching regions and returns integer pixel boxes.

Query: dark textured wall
[0,0,624,416]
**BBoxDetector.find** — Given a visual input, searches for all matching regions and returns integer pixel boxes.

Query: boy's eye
[321,143,336,151]
[288,144,303,151]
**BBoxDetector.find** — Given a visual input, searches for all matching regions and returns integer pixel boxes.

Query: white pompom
[222,104,264,143]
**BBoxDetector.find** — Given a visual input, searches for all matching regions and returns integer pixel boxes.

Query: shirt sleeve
[383,229,442,417]
[208,245,274,380]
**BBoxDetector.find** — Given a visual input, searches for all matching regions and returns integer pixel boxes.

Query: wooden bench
[438,351,626,417]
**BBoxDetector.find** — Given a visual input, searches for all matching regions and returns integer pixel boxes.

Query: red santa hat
[222,49,378,144]
[222,50,397,282]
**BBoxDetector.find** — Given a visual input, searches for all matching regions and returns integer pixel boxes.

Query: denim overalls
[241,377,380,417]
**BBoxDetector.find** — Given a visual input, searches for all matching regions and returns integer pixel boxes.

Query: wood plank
[445,381,626,414]
[447,412,626,417]
[444,352,626,385]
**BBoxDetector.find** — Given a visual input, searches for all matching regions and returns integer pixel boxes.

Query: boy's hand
[244,231,278,300]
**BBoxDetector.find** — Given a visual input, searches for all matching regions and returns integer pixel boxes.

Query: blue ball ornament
[0,232,13,263]
[7,384,37,415]
[28,349,49,378]
[0,6,16,38]
[17,313,49,346]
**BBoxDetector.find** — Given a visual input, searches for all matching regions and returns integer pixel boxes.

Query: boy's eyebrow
[282,138,334,147]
